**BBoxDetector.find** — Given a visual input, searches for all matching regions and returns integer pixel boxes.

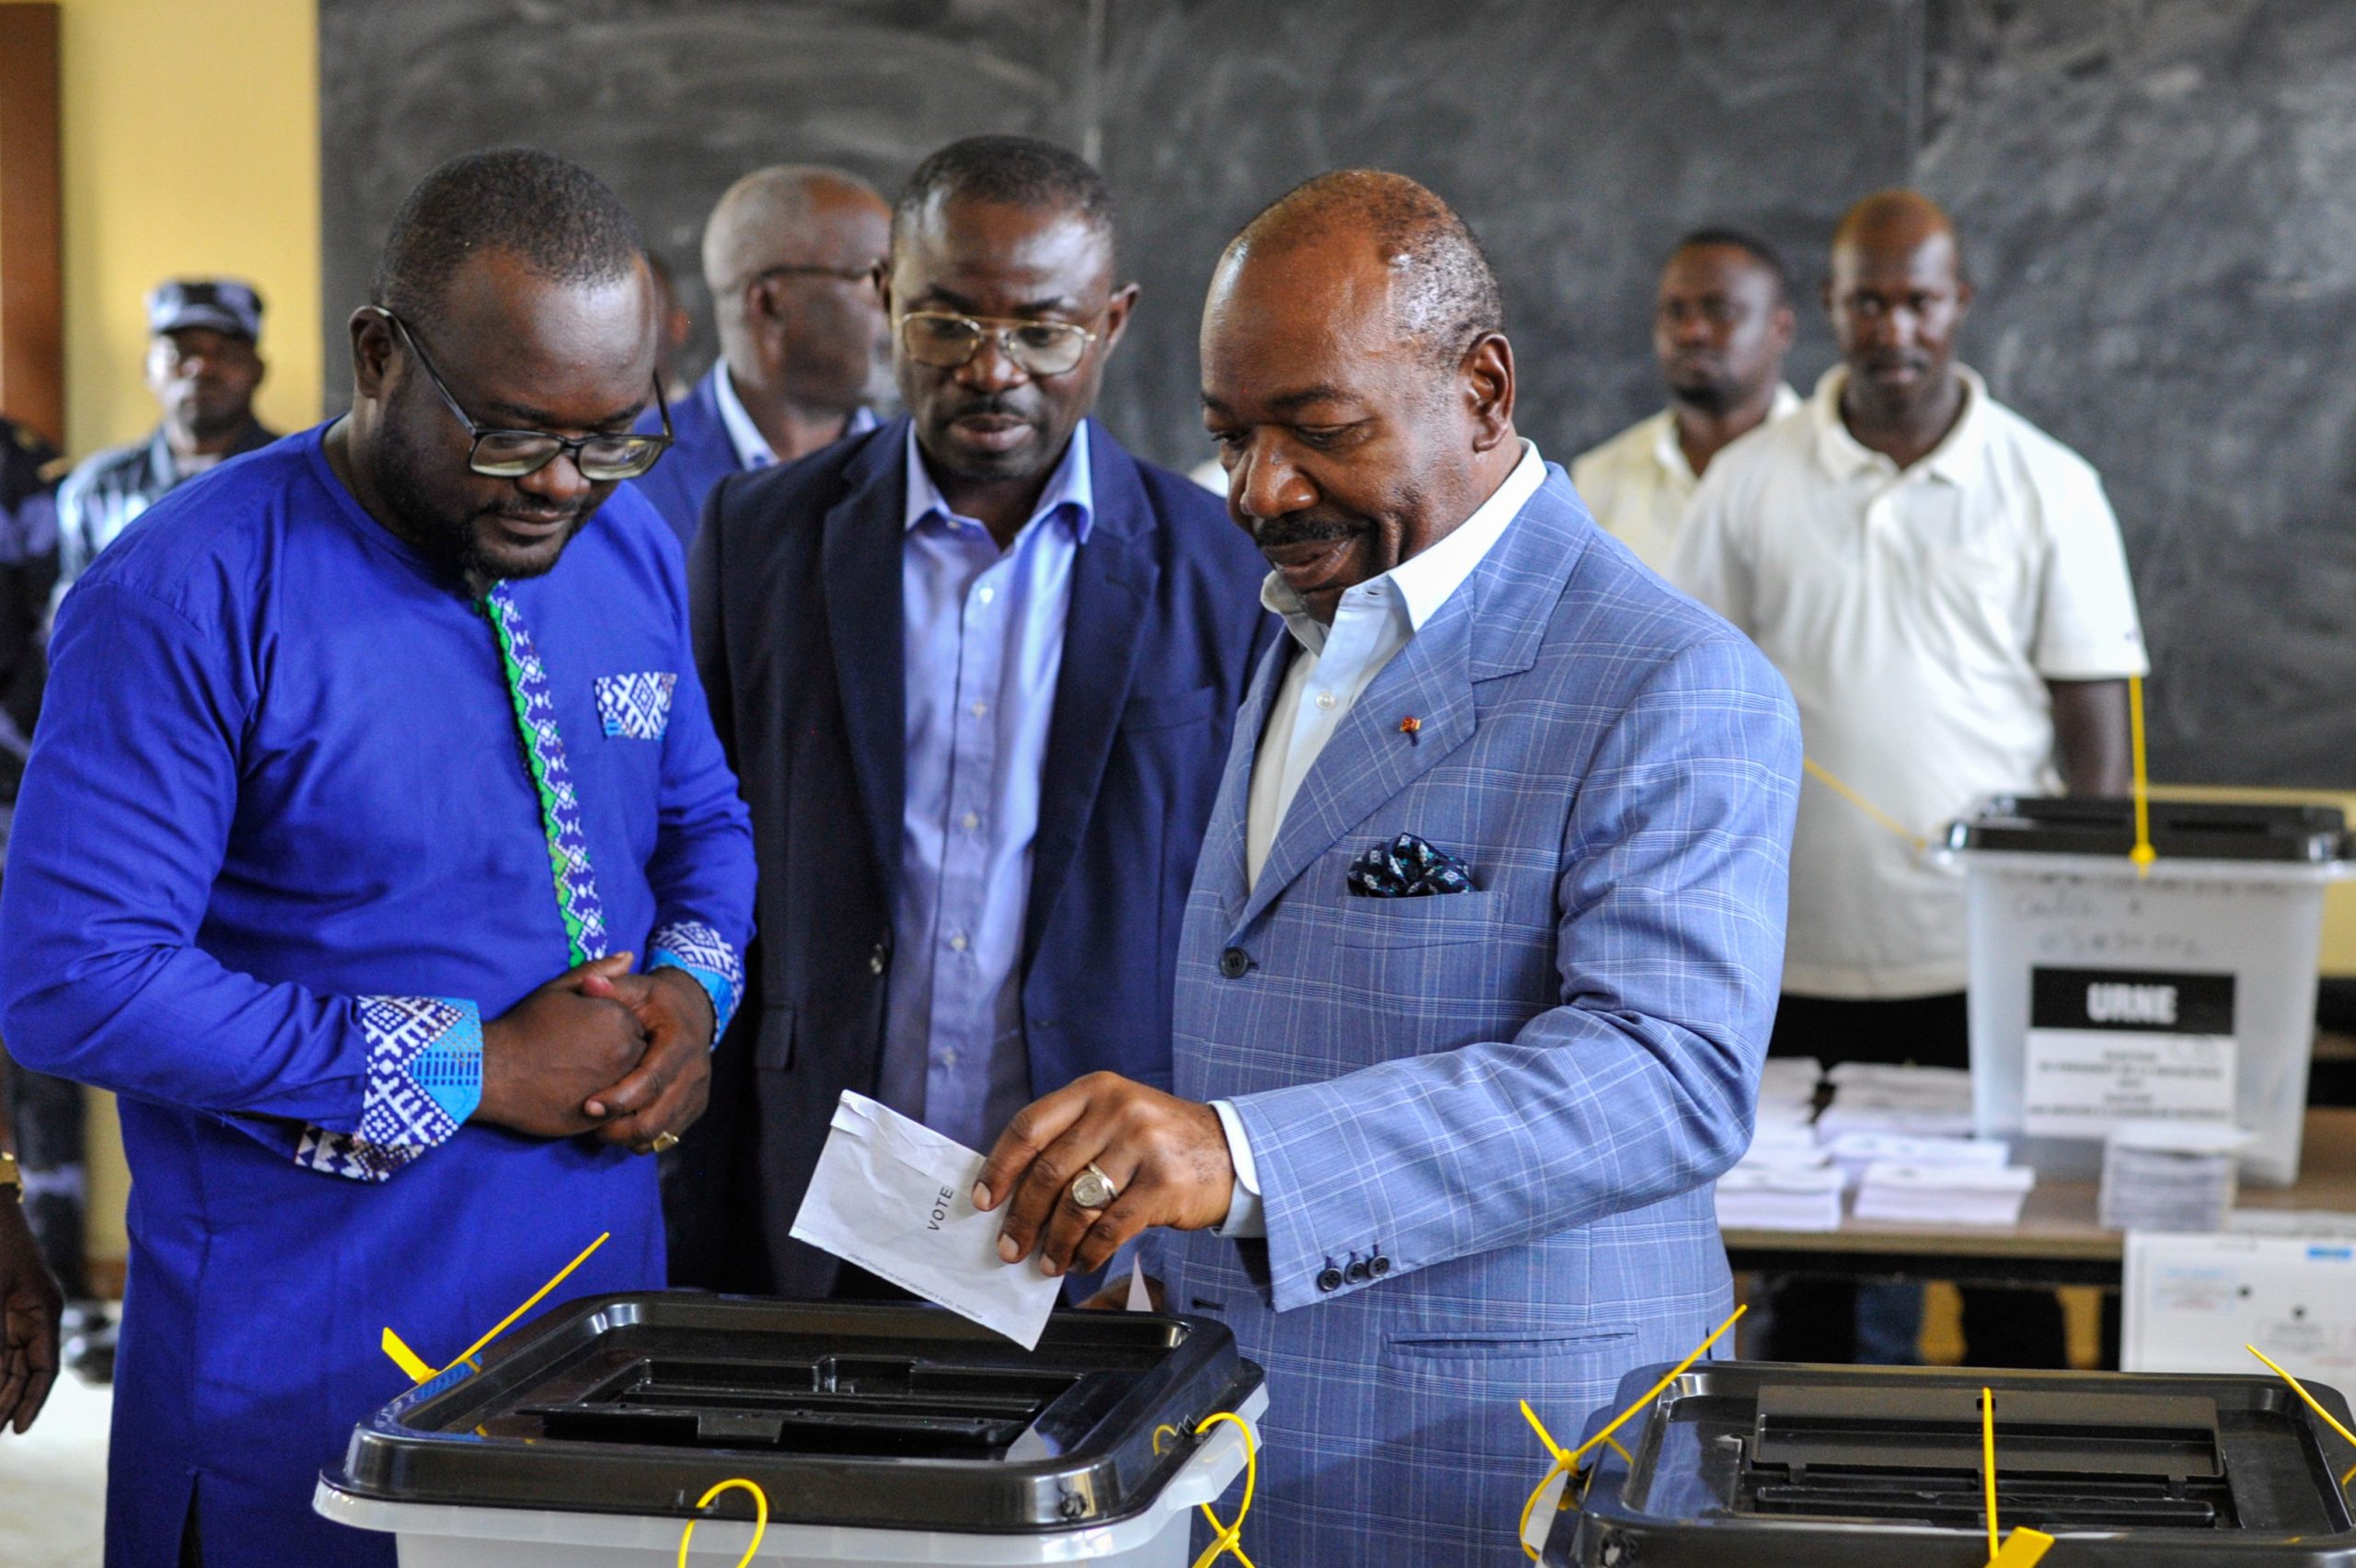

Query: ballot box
[315,1294,1266,1567]
[1939,796,2352,1185]
[1540,1361,2356,1566]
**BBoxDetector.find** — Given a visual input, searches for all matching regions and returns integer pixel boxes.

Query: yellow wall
[53,0,320,1270]
[57,0,320,458]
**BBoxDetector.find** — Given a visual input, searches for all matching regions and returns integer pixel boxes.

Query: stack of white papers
[1853,1161,2035,1226]
[2099,1124,2249,1234]
[1715,1163,1844,1231]
[1814,1063,1979,1139]
[1820,1132,2010,1190]
[790,1090,1061,1349]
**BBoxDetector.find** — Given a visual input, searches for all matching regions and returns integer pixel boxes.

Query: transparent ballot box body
[314,1295,1266,1568]
[1939,797,2351,1185]
[1542,1361,2356,1566]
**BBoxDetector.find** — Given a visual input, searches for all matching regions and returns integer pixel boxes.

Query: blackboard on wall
[320,0,2356,788]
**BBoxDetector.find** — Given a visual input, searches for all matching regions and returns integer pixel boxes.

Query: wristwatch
[0,1151,19,1202]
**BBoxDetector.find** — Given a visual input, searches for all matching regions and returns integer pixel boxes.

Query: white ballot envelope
[790,1090,1061,1350]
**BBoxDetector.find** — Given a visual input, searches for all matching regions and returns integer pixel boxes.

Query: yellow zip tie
[676,1477,768,1568]
[381,1231,610,1385]
[2128,674,2155,877]
[1188,1411,1260,1568]
[1981,1387,2055,1566]
[1802,758,1928,852]
[1981,1388,1999,1562]
[1517,1304,1746,1561]
[2246,1343,2356,1488]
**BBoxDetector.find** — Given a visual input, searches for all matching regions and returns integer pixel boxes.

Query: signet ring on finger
[1070,1162,1118,1211]
[650,1130,680,1154]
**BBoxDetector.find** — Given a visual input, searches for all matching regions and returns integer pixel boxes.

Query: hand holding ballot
[973,1072,1236,1280]
[790,1092,1062,1348]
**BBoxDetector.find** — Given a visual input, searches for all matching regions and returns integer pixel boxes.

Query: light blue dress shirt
[710,357,879,470]
[876,420,1095,1154]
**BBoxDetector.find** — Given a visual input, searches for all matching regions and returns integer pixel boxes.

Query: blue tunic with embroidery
[0,425,756,1566]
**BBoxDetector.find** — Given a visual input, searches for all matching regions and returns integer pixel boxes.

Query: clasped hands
[471,952,715,1154]
[972,1071,1236,1286]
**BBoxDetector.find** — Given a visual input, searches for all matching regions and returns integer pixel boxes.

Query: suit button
[869,942,887,975]
[1370,1254,1392,1277]
[1345,1258,1371,1285]
[1314,1266,1345,1295]
[1218,947,1251,979]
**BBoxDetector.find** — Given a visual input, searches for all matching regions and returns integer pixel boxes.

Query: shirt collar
[1262,438,1547,654]
[1647,383,1802,487]
[1810,363,1991,485]
[709,360,776,471]
[903,418,1095,543]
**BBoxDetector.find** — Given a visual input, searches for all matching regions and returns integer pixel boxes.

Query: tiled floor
[0,1368,109,1566]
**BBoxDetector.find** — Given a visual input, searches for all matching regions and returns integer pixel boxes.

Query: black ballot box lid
[1946,795,2350,864]
[1544,1361,2356,1566]
[326,1295,1263,1533]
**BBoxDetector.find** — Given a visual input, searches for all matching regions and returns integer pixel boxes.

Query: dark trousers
[1752,991,2068,1369]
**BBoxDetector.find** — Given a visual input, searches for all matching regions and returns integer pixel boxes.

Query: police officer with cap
[55,278,278,592]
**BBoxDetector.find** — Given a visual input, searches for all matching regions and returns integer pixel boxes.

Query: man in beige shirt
[1572,228,1797,571]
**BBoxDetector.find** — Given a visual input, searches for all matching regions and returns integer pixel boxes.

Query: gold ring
[649,1130,680,1154]
[1069,1162,1118,1210]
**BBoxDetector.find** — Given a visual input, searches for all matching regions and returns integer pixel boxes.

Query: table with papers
[1721,1106,2356,1289]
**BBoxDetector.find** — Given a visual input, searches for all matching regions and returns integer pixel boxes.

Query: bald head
[1222,169,1504,369]
[1831,189,1967,282]
[700,164,889,412]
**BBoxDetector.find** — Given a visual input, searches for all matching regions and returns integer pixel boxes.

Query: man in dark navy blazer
[631,166,892,548]
[676,135,1272,1297]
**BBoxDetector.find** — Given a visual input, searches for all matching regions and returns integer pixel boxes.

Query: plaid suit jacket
[1163,466,1800,1562]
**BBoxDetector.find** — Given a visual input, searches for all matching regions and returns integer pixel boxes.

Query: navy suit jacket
[675,416,1276,1295]
[628,371,735,550]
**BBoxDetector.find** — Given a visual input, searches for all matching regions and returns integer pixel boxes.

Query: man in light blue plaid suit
[976,171,1800,1561]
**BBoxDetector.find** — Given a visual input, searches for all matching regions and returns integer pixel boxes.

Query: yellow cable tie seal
[2128,673,2156,877]
[1518,1303,1746,1561]
[1153,1410,1263,1568]
[2247,1342,2356,1488]
[380,1230,610,1386]
[676,1477,768,1568]
[1981,1386,2054,1566]
[1801,758,1928,853]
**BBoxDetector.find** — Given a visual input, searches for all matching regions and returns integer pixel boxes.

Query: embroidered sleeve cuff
[294,997,484,1184]
[648,920,745,1042]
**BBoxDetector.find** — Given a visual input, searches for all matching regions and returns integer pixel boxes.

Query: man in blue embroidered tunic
[0,149,756,1567]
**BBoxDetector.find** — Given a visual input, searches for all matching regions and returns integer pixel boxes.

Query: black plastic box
[1542,1362,2356,1565]
[325,1294,1264,1534]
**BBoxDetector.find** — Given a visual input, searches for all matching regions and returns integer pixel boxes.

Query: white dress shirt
[711,356,878,471]
[1671,366,2147,998]
[1210,440,1548,1237]
[1568,384,1800,573]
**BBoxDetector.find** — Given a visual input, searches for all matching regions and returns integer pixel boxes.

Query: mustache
[1253,513,1361,550]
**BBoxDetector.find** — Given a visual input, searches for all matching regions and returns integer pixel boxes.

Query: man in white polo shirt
[1572,228,1799,573]
[1673,189,2144,1367]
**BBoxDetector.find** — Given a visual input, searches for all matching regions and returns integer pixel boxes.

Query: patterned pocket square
[1345,833,1474,898]
[595,671,677,740]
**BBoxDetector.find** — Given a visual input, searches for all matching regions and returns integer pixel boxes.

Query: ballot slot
[1740,1385,2235,1530]
[516,1354,1110,1457]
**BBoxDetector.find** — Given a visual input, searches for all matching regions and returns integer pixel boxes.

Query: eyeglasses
[368,306,673,481]
[899,310,1099,378]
